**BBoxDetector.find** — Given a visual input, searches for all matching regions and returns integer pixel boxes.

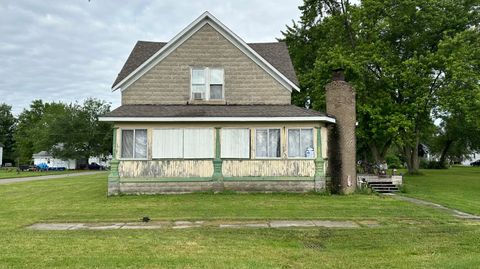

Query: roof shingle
[104,105,331,119]
[112,41,299,88]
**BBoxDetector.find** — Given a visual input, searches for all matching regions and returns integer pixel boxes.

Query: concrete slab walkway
[0,171,104,185]
[385,194,480,220]
[27,219,365,231]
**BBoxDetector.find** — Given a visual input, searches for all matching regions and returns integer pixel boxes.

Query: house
[99,12,356,195]
[32,151,77,170]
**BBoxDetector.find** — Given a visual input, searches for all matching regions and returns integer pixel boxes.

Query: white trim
[112,12,300,93]
[99,116,336,123]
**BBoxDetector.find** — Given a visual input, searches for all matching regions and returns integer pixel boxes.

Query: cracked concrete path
[27,220,366,231]
[0,171,104,185]
[385,194,480,220]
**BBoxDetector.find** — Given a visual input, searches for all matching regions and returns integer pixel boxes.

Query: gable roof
[111,11,300,92]
[100,104,335,123]
[112,41,299,89]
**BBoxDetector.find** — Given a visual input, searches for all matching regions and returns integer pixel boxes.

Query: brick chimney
[326,69,356,194]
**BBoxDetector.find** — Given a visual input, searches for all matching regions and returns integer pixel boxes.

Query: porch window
[255,128,281,158]
[152,128,214,159]
[121,129,147,159]
[221,128,250,158]
[191,67,224,100]
[183,128,214,158]
[288,128,314,158]
[152,129,183,158]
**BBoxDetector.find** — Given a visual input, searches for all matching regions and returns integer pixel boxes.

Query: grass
[0,172,479,268]
[403,166,480,215]
[0,169,86,179]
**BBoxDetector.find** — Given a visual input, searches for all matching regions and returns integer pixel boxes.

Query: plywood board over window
[152,129,183,158]
[184,128,215,159]
[221,128,250,158]
[152,128,214,159]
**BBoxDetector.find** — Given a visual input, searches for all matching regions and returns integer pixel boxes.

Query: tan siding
[122,24,291,105]
[222,160,315,177]
[119,160,213,178]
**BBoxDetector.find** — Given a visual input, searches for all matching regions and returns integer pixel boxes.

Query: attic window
[191,67,224,100]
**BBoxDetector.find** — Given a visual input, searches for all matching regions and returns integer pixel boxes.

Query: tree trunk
[439,139,453,164]
[404,131,421,174]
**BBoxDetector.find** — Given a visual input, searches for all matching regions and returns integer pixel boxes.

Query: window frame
[286,128,316,159]
[119,128,148,160]
[190,67,224,101]
[254,127,282,159]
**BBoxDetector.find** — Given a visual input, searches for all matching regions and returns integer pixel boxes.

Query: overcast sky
[0,0,303,115]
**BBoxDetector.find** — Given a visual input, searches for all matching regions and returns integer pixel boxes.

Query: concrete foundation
[111,178,327,195]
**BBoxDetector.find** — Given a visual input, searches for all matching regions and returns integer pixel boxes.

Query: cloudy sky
[0,0,303,115]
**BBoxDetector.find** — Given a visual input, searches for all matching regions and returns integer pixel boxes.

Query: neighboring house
[88,155,112,168]
[100,12,356,195]
[32,151,77,170]
[0,142,3,166]
[461,152,480,166]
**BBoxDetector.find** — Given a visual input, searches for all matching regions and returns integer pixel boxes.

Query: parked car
[88,162,105,170]
[470,160,480,166]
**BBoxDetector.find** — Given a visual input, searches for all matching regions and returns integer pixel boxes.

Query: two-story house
[100,12,356,195]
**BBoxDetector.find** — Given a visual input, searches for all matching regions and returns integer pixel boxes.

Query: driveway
[0,171,104,185]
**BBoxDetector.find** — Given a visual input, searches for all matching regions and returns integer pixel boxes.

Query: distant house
[0,142,3,166]
[99,12,356,195]
[461,152,480,166]
[32,151,77,170]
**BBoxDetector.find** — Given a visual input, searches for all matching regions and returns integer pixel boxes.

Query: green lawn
[403,166,480,215]
[0,169,85,179]
[0,172,479,268]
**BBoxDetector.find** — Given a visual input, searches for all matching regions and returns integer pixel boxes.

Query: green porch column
[108,127,120,196]
[314,127,326,191]
[212,127,223,182]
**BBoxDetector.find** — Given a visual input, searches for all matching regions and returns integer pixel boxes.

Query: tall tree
[283,0,480,173]
[14,99,113,164]
[48,98,113,160]
[0,104,16,164]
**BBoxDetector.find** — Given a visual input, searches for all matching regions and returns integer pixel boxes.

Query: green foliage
[385,154,403,169]
[283,0,480,174]
[0,103,16,164]
[14,99,113,163]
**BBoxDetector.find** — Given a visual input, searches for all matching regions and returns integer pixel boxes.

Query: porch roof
[99,105,336,123]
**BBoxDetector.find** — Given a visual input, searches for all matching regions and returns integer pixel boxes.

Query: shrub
[426,161,448,169]
[386,154,403,169]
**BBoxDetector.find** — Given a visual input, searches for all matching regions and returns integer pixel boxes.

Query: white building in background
[88,155,112,168]
[0,143,3,166]
[461,152,480,166]
[32,151,77,170]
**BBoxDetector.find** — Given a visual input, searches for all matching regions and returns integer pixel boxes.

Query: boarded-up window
[152,129,183,158]
[121,129,147,159]
[255,128,281,158]
[184,128,215,159]
[221,128,250,158]
[152,128,214,159]
[288,128,314,158]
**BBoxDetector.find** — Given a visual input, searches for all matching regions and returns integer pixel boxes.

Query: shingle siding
[122,24,292,105]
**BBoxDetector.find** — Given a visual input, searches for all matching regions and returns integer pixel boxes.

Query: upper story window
[191,67,224,100]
